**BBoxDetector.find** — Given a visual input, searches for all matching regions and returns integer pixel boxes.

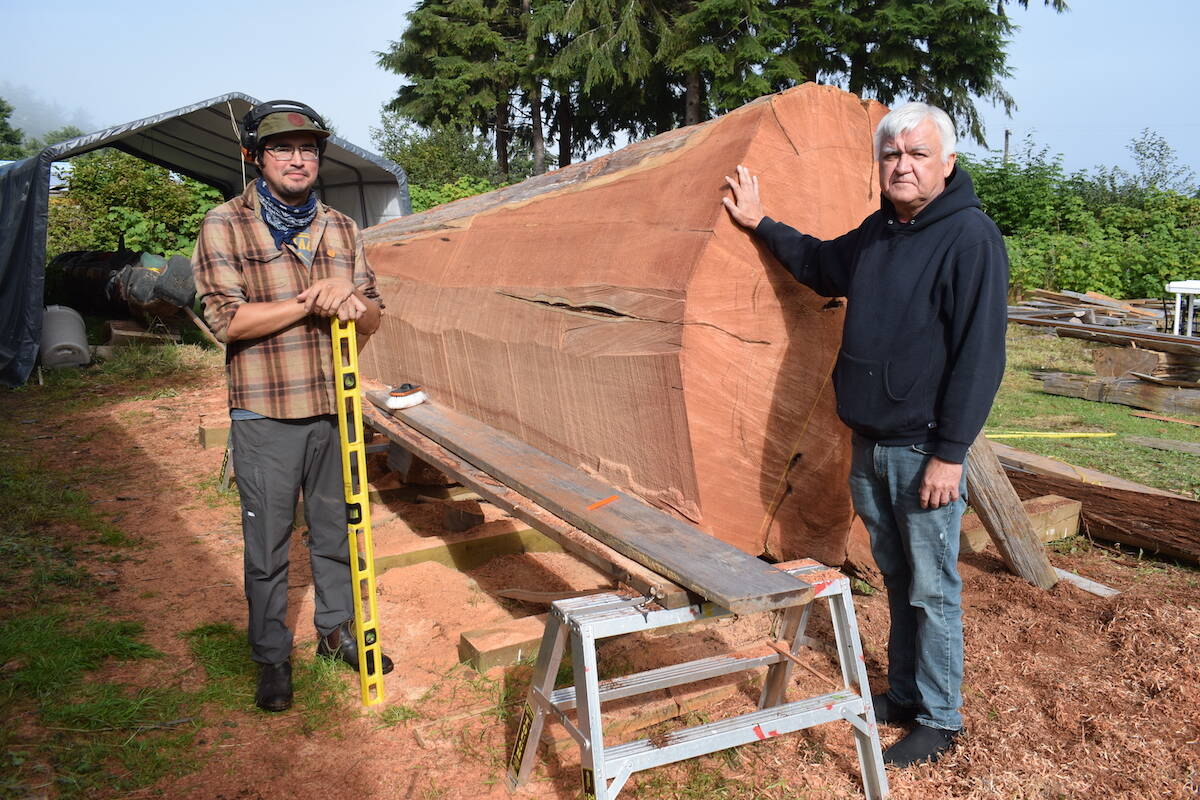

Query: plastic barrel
[39,305,90,368]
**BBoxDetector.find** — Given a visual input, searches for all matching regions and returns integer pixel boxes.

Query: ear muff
[240,100,330,161]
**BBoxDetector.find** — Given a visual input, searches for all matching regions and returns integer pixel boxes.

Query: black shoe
[255,660,293,712]
[317,621,394,675]
[883,723,961,767]
[870,692,919,725]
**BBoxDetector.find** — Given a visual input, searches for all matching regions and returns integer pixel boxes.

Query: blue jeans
[849,435,966,731]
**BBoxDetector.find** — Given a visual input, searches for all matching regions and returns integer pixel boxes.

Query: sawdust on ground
[7,364,1200,800]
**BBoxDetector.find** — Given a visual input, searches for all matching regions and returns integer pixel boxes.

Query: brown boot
[317,621,394,675]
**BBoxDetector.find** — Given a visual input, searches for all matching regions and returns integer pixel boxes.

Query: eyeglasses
[263,144,320,161]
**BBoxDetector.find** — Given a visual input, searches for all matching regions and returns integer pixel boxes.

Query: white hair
[873,102,957,162]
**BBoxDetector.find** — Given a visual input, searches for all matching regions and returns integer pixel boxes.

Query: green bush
[48,149,221,261]
[966,134,1200,299]
[409,175,496,212]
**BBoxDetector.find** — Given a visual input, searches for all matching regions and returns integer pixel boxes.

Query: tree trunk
[530,81,545,175]
[522,0,545,176]
[685,69,703,126]
[495,94,511,181]
[557,91,573,168]
[848,46,866,98]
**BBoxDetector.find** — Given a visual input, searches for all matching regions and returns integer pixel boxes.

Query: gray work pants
[231,415,353,665]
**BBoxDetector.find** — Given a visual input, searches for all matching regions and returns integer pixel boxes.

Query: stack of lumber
[1015,290,1200,410]
[360,83,890,567]
[1009,289,1164,330]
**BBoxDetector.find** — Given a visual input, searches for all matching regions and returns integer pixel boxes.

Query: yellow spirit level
[331,318,385,706]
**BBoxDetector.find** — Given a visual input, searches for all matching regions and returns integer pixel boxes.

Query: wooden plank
[964,435,1059,589]
[1126,436,1200,457]
[371,394,814,614]
[1004,470,1200,564]
[1131,410,1200,428]
[1008,317,1200,357]
[362,392,690,609]
[1053,568,1120,598]
[1129,372,1200,389]
[988,441,1186,498]
[959,495,1081,553]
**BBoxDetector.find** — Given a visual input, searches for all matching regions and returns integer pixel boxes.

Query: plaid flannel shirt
[193,182,383,419]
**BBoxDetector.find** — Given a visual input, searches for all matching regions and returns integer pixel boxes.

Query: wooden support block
[387,443,451,485]
[965,434,1059,589]
[959,495,1081,553]
[374,526,564,574]
[440,499,486,532]
[458,614,547,672]
[197,415,229,449]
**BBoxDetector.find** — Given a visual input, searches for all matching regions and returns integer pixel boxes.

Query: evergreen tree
[0,98,27,160]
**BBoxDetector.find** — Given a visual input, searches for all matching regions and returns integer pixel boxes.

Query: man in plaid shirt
[193,100,392,712]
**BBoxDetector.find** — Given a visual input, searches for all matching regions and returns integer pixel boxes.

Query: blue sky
[1,0,1196,180]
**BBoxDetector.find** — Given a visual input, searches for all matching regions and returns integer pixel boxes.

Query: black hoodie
[754,166,1008,464]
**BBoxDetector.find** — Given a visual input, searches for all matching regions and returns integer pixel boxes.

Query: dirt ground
[8,368,1200,800]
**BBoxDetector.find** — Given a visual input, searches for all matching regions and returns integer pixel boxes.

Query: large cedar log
[360,85,887,565]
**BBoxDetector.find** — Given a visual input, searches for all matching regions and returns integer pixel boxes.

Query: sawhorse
[506,559,888,799]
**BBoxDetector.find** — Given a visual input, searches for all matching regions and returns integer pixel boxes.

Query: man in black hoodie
[722,102,1008,767]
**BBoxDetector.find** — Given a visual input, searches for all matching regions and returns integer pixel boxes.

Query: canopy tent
[0,91,410,386]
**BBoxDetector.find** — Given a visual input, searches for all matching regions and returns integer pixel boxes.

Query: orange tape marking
[586,495,618,511]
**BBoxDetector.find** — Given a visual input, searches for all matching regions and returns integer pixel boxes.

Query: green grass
[0,345,353,797]
[988,325,1200,498]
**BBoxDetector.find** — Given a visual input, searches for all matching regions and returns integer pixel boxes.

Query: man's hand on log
[722,165,765,230]
[920,457,963,509]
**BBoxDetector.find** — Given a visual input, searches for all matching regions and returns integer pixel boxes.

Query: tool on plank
[330,318,386,706]
[385,382,427,409]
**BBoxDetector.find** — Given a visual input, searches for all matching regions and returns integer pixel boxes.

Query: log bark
[361,84,889,567]
[1005,469,1200,565]
[964,435,1059,589]
[1040,372,1200,416]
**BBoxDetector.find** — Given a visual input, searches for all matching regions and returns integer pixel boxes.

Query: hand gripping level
[331,318,386,706]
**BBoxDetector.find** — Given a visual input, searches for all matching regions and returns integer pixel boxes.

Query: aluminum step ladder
[505,559,888,799]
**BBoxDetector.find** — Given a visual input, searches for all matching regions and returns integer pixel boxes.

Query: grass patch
[24,342,221,411]
[376,704,422,726]
[0,610,196,798]
[182,622,355,731]
[988,325,1200,498]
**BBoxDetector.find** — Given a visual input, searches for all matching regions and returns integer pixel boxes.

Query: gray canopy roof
[0,92,410,386]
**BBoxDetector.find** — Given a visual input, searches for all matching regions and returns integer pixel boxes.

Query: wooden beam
[965,435,1059,589]
[362,393,690,609]
[373,526,564,574]
[988,441,1185,498]
[1125,436,1200,457]
[368,394,814,614]
[1007,316,1200,356]
[1053,568,1119,598]
[1131,410,1200,428]
[1040,373,1200,416]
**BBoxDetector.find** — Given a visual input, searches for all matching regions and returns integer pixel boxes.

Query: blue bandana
[256,178,317,249]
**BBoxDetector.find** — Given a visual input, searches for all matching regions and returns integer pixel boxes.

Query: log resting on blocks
[360,84,888,566]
